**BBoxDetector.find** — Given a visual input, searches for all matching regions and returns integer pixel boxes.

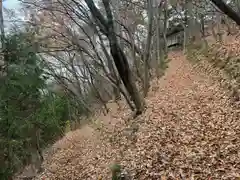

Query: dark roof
[166,24,184,38]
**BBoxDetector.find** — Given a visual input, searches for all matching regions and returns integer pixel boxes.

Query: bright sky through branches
[3,0,19,9]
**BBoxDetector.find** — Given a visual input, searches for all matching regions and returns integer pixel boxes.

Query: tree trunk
[143,0,154,97]
[163,0,168,56]
[84,0,144,115]
[35,128,43,172]
[90,74,109,115]
[186,0,195,43]
[0,1,6,71]
[155,6,161,78]
[97,31,121,100]
[200,14,205,37]
[97,71,135,111]
[129,28,142,82]
[109,42,144,114]
[112,0,123,101]
[0,1,4,49]
[210,0,240,26]
[234,0,240,13]
[216,14,223,42]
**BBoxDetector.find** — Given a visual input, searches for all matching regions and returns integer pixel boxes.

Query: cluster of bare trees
[1,1,240,177]
[15,0,240,116]
[19,0,169,116]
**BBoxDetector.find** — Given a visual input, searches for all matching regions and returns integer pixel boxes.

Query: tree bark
[235,0,240,13]
[216,13,223,42]
[0,0,6,71]
[210,0,240,26]
[143,0,154,97]
[155,5,161,78]
[163,0,168,56]
[84,0,144,115]
[97,31,121,101]
[0,1,4,49]
[186,0,195,42]
[111,0,123,101]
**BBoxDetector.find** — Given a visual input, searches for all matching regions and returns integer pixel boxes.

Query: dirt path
[37,52,240,179]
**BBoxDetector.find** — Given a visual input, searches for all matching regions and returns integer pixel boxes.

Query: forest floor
[35,50,240,179]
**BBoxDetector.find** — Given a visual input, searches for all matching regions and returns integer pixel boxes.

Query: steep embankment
[37,51,239,179]
[188,36,240,102]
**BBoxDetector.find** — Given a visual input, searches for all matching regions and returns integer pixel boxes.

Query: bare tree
[84,0,144,115]
[143,0,154,96]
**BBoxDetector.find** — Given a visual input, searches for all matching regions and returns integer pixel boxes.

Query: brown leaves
[201,35,240,102]
[36,51,240,180]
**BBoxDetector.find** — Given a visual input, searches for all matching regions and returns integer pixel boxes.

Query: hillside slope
[36,51,240,180]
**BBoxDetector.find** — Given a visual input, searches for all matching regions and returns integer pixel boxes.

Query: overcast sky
[2,0,23,32]
[3,0,20,9]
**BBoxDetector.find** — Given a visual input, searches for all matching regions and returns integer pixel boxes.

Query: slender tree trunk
[84,47,134,111]
[200,14,205,37]
[0,0,6,71]
[154,34,160,77]
[84,0,144,115]
[216,15,223,42]
[98,31,121,100]
[186,0,195,43]
[109,42,144,114]
[199,15,208,48]
[113,0,124,48]
[97,71,135,111]
[183,2,188,53]
[155,5,161,78]
[211,14,218,41]
[143,0,154,97]
[129,28,142,82]
[112,0,122,101]
[0,1,4,48]
[119,83,135,111]
[89,73,109,115]
[224,17,233,35]
[35,128,43,172]
[163,0,168,57]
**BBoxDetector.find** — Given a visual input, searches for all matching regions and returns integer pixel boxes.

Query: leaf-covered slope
[188,35,240,102]
[36,52,240,180]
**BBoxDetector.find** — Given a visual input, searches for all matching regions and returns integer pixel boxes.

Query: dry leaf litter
[36,50,240,180]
